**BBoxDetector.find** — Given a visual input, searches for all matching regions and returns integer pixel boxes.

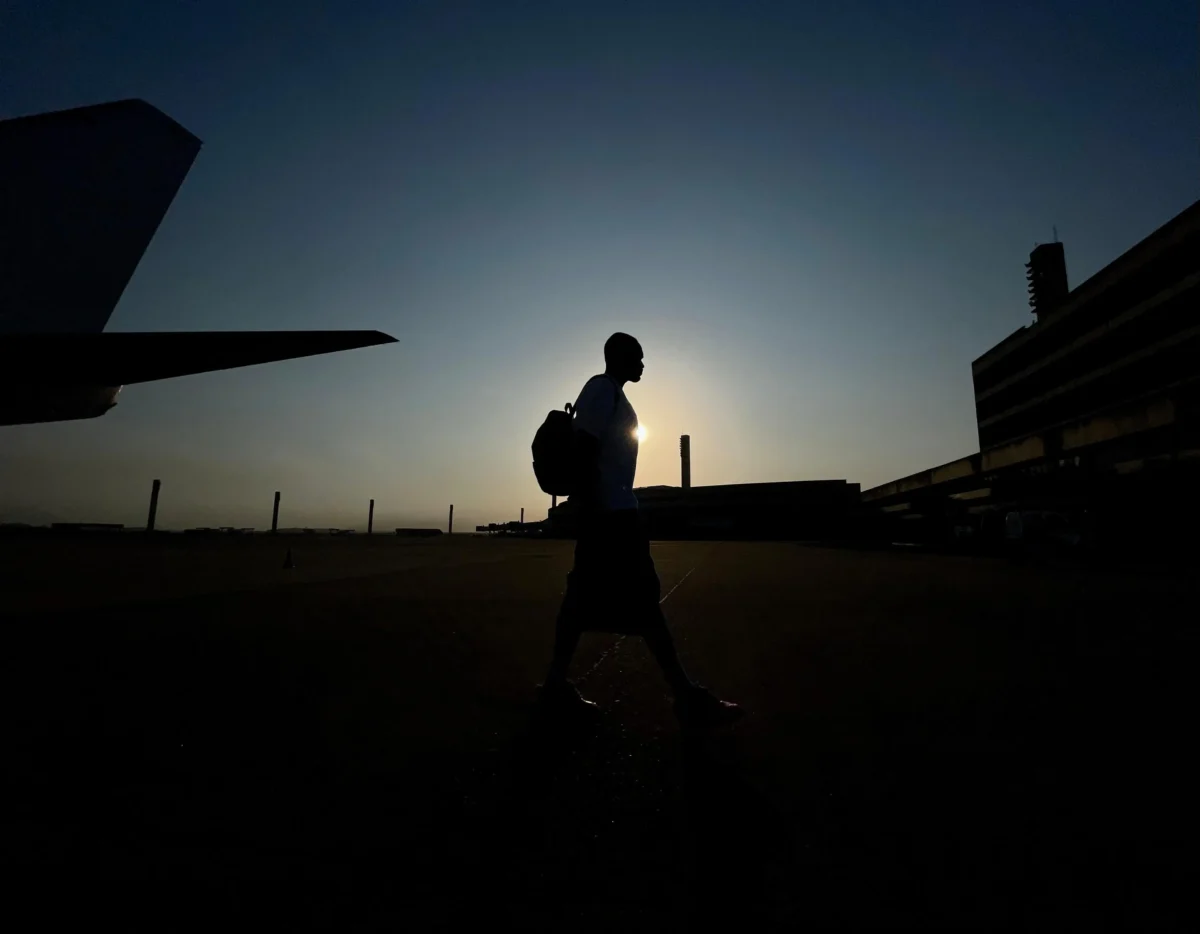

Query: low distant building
[548,479,860,540]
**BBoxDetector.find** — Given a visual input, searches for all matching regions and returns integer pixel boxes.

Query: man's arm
[572,429,604,511]
[571,377,615,510]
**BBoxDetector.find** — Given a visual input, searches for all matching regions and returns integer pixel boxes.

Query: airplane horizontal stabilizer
[0,330,398,385]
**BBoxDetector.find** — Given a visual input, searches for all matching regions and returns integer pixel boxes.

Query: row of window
[974,280,1199,429]
[977,330,1199,450]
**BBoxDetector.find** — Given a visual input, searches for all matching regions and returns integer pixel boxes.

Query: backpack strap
[603,374,621,418]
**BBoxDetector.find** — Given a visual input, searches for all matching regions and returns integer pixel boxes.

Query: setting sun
[635,425,647,443]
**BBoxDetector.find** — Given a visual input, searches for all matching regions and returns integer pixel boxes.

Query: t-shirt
[572,374,639,511]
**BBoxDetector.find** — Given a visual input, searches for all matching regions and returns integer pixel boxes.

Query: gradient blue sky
[1,0,1196,531]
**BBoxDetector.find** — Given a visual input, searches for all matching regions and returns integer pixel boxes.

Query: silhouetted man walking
[540,332,742,729]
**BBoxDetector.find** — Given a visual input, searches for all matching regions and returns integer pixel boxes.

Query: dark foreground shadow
[2,597,789,926]
[5,572,1195,928]
[460,708,795,926]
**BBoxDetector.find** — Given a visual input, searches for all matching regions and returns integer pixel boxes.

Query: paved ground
[2,537,1195,927]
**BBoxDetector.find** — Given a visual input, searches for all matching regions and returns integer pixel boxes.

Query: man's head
[604,332,644,384]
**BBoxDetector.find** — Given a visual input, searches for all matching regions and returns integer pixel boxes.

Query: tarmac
[1,534,1194,927]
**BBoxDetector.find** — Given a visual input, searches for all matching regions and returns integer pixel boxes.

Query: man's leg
[540,530,599,715]
[643,613,695,697]
[638,580,741,727]
[539,580,597,715]
[546,582,583,683]
[624,513,695,696]
[628,516,743,727]
[545,519,594,685]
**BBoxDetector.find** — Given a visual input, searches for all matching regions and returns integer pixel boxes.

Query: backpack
[532,376,619,497]
[532,402,578,496]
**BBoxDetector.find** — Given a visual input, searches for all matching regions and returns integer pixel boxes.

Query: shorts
[559,509,665,636]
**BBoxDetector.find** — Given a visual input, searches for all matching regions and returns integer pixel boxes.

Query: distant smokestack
[368,498,375,534]
[272,491,281,532]
[520,507,524,525]
[146,479,161,532]
[448,504,454,535]
[680,435,691,490]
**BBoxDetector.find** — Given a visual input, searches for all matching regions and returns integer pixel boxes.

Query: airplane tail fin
[0,99,202,335]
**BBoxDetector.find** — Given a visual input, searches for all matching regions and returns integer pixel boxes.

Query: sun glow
[635,425,647,443]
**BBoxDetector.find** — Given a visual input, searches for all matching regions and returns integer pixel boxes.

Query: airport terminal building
[863,198,1200,545]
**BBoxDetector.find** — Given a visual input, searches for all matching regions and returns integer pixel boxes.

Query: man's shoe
[538,676,600,718]
[674,684,744,731]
